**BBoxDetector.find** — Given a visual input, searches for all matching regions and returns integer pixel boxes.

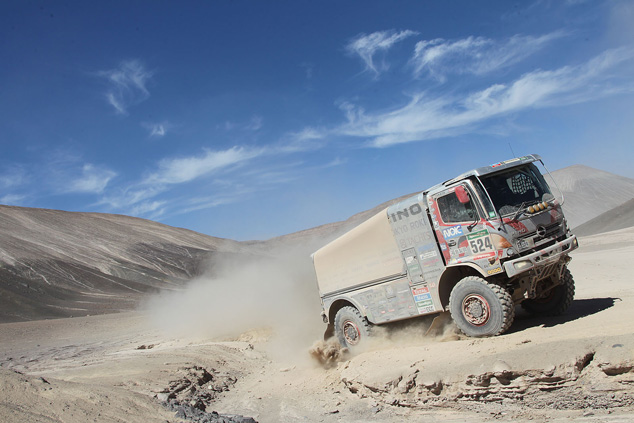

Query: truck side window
[437,191,477,223]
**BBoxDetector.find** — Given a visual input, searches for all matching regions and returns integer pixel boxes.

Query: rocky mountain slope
[1,164,632,323]
[549,165,634,229]
[0,206,249,322]
[573,198,634,237]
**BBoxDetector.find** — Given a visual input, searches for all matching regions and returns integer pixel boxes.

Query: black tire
[334,306,371,349]
[521,267,575,316]
[449,276,515,337]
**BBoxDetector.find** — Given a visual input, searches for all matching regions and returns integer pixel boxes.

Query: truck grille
[519,222,562,244]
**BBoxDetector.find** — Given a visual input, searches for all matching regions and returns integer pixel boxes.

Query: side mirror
[455,185,470,204]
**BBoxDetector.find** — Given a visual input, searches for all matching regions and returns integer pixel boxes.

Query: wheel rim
[342,320,361,345]
[462,294,491,326]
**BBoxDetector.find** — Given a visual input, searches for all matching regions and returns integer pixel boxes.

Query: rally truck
[312,154,578,347]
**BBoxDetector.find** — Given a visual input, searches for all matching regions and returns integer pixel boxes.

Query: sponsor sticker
[487,267,503,275]
[416,299,434,308]
[450,246,468,257]
[471,251,496,261]
[418,305,436,314]
[420,250,437,260]
[467,229,489,240]
[442,225,463,239]
[412,287,429,295]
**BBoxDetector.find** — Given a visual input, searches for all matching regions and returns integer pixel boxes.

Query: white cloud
[247,115,263,131]
[144,146,265,185]
[0,166,28,189]
[278,127,327,152]
[326,157,347,167]
[129,200,166,217]
[0,194,26,205]
[143,121,172,137]
[300,62,314,79]
[221,115,264,132]
[98,60,153,115]
[337,47,634,147]
[153,125,166,136]
[97,185,167,211]
[346,29,417,76]
[411,32,566,80]
[94,143,308,219]
[67,164,117,194]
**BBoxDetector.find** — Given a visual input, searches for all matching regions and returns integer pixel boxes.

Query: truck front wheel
[449,276,515,337]
[334,306,371,349]
[521,267,575,316]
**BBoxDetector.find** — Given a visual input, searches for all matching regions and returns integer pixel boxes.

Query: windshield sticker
[442,225,463,239]
[491,157,522,168]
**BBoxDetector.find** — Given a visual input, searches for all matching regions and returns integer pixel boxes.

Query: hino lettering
[312,154,578,348]
[389,203,423,222]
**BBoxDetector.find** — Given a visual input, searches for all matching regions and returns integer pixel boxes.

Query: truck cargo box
[313,210,404,296]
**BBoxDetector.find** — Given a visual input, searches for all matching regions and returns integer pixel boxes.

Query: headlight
[513,260,533,271]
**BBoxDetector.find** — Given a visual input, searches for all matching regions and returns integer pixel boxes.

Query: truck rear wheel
[449,276,515,337]
[334,306,371,349]
[521,267,575,316]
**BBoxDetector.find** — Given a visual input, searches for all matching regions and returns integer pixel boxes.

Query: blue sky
[2,1,634,240]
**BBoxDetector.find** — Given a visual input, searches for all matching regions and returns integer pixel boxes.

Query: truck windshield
[479,163,552,217]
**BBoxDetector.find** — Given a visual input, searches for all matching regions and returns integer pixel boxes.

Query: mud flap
[323,323,335,340]
[425,312,451,336]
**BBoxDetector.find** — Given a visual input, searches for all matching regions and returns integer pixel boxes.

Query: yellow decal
[487,267,503,275]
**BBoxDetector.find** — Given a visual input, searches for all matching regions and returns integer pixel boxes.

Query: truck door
[428,184,500,274]
[387,195,445,315]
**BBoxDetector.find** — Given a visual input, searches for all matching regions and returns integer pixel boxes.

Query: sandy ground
[1,228,634,423]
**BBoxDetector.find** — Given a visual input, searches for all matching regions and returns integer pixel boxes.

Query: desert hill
[0,205,249,322]
[549,164,634,229]
[573,198,634,237]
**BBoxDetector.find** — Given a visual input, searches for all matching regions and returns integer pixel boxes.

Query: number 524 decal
[469,237,493,254]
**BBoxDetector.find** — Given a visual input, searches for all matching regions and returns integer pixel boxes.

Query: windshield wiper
[511,202,529,221]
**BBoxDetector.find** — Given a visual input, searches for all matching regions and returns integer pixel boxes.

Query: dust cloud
[143,243,325,362]
[143,237,460,367]
[339,312,462,357]
[367,312,462,346]
[308,339,348,369]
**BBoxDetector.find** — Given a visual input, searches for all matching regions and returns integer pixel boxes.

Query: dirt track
[1,228,634,423]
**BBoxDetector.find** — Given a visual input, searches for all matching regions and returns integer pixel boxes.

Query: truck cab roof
[432,154,543,192]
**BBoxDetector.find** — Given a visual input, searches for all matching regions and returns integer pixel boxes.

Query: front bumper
[503,235,578,278]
